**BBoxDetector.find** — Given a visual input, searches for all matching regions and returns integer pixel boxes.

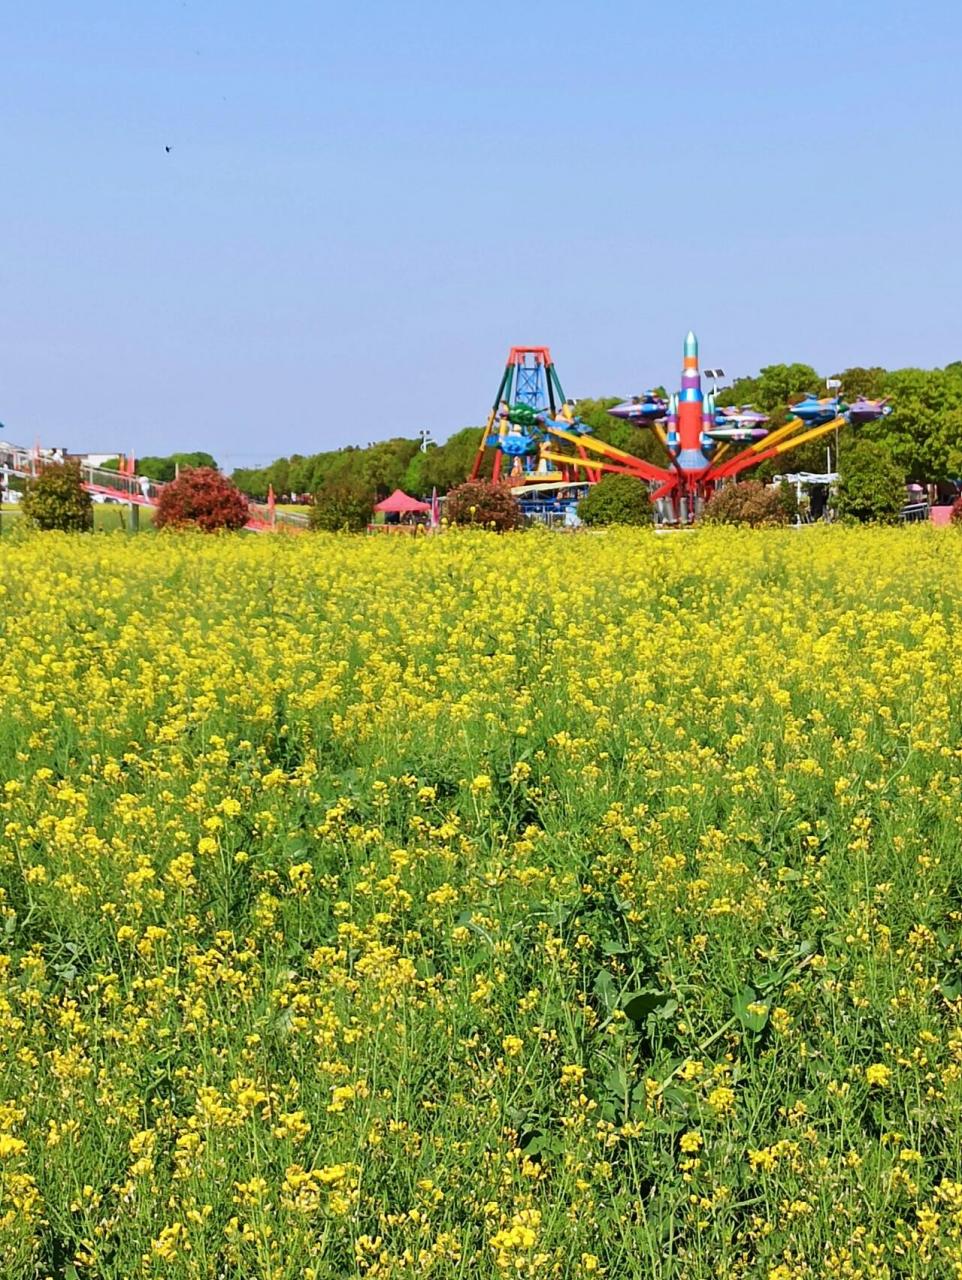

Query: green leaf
[522,1132,562,1159]
[593,969,619,1013]
[622,989,674,1025]
[733,985,769,1033]
[601,938,630,957]
[604,1064,628,1101]
[660,1084,695,1112]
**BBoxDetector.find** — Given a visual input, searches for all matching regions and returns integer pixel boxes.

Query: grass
[0,504,156,530]
[91,503,157,531]
[0,524,961,1278]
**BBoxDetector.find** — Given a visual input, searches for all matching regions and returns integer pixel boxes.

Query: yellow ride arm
[478,408,497,448]
[749,415,806,453]
[772,416,846,457]
[538,449,634,476]
[546,424,646,465]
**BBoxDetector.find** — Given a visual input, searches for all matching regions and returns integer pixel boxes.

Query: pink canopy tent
[374,489,431,514]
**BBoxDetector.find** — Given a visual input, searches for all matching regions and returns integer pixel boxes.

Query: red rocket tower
[675,331,711,480]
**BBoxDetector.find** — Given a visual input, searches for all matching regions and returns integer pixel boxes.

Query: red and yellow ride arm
[544,425,673,484]
[713,416,846,482]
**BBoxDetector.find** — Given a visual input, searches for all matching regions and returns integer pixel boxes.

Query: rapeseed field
[2,525,961,1279]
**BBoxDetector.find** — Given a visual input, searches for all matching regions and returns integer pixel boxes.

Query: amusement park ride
[469,333,893,521]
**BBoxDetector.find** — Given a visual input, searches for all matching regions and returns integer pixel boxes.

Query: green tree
[356,438,422,498]
[929,406,962,479]
[287,455,314,495]
[309,481,373,532]
[871,367,962,480]
[137,456,176,482]
[101,453,220,483]
[422,428,490,491]
[577,475,653,527]
[231,468,270,501]
[836,439,905,523]
[715,375,760,409]
[22,462,94,532]
[170,451,217,473]
[265,457,292,497]
[831,366,887,399]
[756,363,821,411]
[715,364,820,414]
[402,449,428,496]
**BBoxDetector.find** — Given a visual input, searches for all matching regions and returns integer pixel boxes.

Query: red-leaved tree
[155,468,249,532]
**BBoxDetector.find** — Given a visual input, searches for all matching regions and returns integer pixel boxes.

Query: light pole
[418,430,434,453]
[704,368,726,399]
[826,378,842,476]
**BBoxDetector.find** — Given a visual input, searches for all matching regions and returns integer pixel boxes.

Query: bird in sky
[165,145,172,153]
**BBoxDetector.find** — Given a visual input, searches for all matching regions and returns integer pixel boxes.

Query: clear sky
[3,1,961,467]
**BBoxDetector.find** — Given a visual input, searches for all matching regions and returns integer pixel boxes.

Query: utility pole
[826,378,842,477]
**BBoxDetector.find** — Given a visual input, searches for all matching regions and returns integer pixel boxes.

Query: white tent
[772,472,837,485]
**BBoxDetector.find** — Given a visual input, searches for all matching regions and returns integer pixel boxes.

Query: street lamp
[704,368,726,398]
[826,378,842,475]
[418,430,434,453]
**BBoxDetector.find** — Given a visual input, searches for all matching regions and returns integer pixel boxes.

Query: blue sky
[2,1,961,466]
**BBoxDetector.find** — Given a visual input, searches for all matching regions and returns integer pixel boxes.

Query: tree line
[102,452,218,482]
[219,360,962,501]
[230,430,485,502]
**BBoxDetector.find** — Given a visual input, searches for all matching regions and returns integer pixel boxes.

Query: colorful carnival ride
[470,334,893,521]
[468,347,595,485]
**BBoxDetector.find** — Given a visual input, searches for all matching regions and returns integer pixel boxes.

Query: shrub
[836,440,905,524]
[444,480,522,531]
[577,475,653,527]
[702,480,790,527]
[776,479,799,521]
[155,468,249,532]
[309,482,373,533]
[22,461,93,532]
